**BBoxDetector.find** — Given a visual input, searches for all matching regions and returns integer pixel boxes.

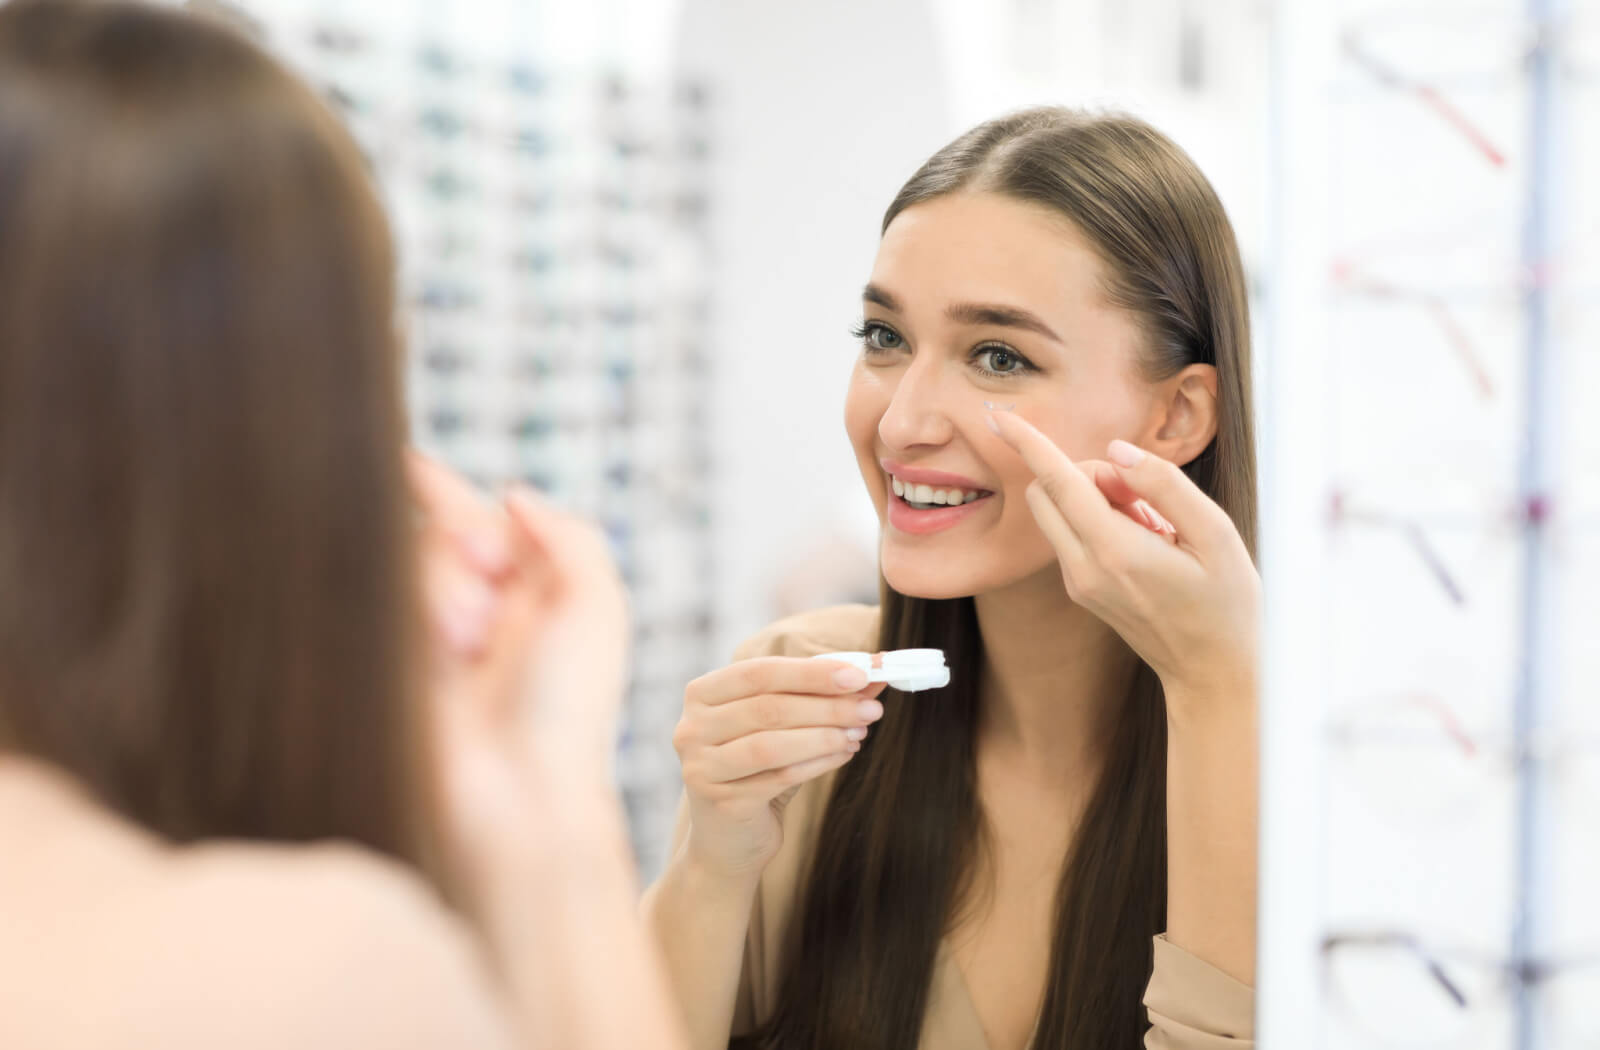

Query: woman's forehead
[870,192,1116,327]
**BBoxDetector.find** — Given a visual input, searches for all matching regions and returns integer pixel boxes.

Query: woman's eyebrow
[862,283,901,311]
[945,302,1063,344]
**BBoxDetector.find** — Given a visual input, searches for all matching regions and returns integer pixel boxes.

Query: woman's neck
[972,566,1136,789]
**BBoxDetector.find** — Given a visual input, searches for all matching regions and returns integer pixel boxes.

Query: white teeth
[889,474,986,507]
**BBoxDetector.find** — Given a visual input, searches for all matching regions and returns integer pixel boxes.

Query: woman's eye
[863,323,903,351]
[977,346,1027,374]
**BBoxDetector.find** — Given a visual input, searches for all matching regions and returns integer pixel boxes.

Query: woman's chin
[879,544,1055,601]
[883,578,973,601]
[879,553,985,601]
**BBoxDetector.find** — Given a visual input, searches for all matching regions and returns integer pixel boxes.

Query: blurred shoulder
[139,842,515,1050]
[732,604,881,661]
[0,761,514,1050]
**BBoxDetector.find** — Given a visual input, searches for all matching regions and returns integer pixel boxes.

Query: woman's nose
[877,356,957,452]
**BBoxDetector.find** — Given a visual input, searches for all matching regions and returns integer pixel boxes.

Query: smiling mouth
[887,474,994,510]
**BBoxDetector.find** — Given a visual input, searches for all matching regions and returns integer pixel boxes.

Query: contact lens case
[813,648,950,692]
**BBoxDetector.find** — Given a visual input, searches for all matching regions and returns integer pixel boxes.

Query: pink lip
[878,459,991,492]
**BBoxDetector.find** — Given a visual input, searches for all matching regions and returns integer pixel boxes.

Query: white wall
[675,0,956,659]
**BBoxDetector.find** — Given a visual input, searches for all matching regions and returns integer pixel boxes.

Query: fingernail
[455,575,495,619]
[470,530,510,573]
[1136,500,1170,531]
[985,415,1001,435]
[439,608,475,652]
[440,601,487,653]
[1108,439,1146,467]
[846,740,862,753]
[846,726,869,741]
[858,699,884,721]
[834,666,869,690]
[449,516,509,573]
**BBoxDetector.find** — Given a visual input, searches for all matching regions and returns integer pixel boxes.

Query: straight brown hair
[0,1,438,877]
[749,108,1257,1048]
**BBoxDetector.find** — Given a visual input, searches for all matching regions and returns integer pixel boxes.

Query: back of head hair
[0,0,438,875]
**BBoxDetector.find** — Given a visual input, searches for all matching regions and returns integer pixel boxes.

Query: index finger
[1077,459,1139,507]
[988,411,1124,548]
[504,488,625,605]
[407,449,513,578]
[407,448,483,519]
[690,656,872,707]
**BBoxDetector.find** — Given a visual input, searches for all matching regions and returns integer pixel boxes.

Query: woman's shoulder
[145,843,514,1049]
[733,603,881,661]
[166,838,464,958]
[0,761,511,1050]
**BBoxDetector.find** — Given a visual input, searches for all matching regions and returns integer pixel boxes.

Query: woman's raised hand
[988,413,1260,711]
[408,452,630,867]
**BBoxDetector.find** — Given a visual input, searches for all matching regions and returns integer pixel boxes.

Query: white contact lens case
[813,648,950,692]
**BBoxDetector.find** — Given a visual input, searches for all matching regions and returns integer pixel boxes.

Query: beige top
[709,604,1255,1050]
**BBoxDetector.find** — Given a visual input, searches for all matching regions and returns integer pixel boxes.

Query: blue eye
[852,320,904,353]
[974,344,1034,377]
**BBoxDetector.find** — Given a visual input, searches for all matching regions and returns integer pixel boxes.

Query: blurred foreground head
[0,0,439,875]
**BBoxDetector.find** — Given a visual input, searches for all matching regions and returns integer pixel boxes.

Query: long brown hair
[0,1,437,877]
[752,109,1257,1047]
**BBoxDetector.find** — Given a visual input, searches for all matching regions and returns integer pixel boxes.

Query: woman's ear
[1145,363,1219,468]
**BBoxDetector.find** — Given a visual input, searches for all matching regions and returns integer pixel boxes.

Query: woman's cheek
[843,363,888,451]
[844,364,890,509]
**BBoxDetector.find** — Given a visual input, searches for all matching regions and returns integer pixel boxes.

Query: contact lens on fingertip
[814,648,951,692]
[982,401,1016,412]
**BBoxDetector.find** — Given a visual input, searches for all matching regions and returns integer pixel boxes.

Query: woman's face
[845,191,1169,600]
